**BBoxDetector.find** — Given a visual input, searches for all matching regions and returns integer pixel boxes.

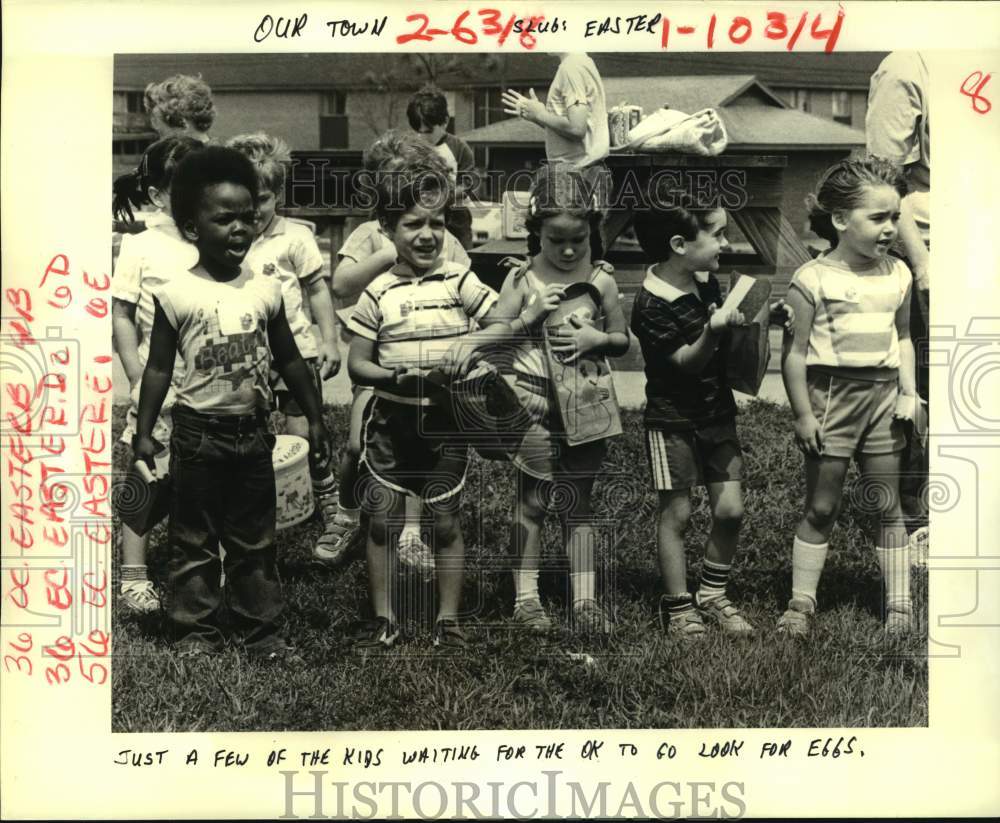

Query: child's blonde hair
[226,132,292,194]
[144,74,216,133]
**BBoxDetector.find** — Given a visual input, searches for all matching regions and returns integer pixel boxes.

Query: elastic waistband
[807,365,899,383]
[172,405,269,432]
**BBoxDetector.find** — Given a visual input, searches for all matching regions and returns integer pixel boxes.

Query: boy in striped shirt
[347,165,516,651]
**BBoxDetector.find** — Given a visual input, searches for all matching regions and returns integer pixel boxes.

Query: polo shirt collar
[258,215,287,240]
[642,266,710,302]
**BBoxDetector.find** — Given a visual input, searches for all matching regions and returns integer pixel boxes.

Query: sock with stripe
[696,559,732,604]
[876,545,911,614]
[121,564,149,592]
[790,536,829,610]
[662,592,696,622]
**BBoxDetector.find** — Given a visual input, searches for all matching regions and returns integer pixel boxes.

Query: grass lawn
[111,400,927,732]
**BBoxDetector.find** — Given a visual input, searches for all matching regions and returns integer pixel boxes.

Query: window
[787,88,810,113]
[473,87,529,129]
[831,90,852,125]
[322,91,346,116]
[320,91,348,148]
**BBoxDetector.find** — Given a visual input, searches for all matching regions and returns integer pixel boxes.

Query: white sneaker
[120,580,160,614]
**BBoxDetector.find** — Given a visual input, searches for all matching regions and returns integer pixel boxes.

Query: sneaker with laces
[696,594,755,634]
[885,604,914,635]
[354,617,399,650]
[572,600,613,635]
[119,580,161,615]
[432,618,467,651]
[398,532,435,579]
[776,597,815,638]
[512,598,553,633]
[313,515,363,566]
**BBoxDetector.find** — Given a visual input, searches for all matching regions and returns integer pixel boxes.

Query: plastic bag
[627,108,729,156]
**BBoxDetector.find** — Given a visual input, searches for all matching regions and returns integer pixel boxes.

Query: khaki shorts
[808,370,906,458]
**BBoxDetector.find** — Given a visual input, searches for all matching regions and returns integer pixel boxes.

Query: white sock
[513,569,539,606]
[791,536,829,610]
[876,545,911,613]
[570,571,595,606]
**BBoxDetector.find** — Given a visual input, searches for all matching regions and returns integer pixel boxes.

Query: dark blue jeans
[167,406,283,653]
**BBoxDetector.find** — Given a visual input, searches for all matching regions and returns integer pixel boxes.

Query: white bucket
[272,434,314,530]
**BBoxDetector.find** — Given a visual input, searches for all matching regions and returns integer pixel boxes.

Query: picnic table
[469,153,813,294]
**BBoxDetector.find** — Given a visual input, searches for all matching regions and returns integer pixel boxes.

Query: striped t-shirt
[789,254,912,370]
[348,259,497,403]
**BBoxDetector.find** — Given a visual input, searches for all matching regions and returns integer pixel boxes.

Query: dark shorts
[272,357,322,417]
[645,419,743,491]
[359,396,469,504]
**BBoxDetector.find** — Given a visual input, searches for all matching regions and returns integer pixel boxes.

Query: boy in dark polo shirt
[630,189,753,638]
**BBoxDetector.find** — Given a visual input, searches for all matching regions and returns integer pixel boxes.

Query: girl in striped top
[779,156,917,637]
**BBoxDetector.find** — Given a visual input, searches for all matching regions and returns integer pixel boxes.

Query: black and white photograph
[4,2,999,819]
[109,49,931,732]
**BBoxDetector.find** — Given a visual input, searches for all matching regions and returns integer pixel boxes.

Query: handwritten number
[961,71,992,114]
[45,663,70,685]
[479,8,502,35]
[4,654,32,675]
[44,635,76,662]
[764,12,787,39]
[451,10,477,43]
[80,629,111,658]
[396,13,432,44]
[810,8,845,54]
[729,16,752,44]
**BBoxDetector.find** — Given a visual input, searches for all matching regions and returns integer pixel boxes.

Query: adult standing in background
[866,51,930,393]
[501,53,611,257]
[144,73,216,143]
[866,51,930,546]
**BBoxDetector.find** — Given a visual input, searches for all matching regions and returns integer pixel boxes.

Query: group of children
[112,100,918,658]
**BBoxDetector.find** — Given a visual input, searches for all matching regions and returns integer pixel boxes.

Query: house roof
[114,52,888,92]
[463,94,865,151]
[602,74,788,113]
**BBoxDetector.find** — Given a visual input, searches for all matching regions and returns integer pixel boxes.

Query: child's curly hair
[144,74,216,134]
[524,163,605,260]
[170,146,259,230]
[806,155,908,247]
[226,132,291,194]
